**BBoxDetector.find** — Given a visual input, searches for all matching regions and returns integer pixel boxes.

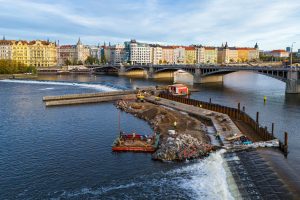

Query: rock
[152,134,212,161]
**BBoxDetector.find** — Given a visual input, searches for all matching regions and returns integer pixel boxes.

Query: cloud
[0,0,300,50]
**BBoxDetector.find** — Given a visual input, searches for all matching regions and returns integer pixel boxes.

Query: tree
[65,59,72,66]
[0,59,36,74]
[101,53,106,64]
[85,56,97,65]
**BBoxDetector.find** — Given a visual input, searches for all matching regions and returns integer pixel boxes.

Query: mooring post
[237,103,240,119]
[209,98,211,103]
[284,132,288,153]
[265,126,268,140]
[256,112,259,123]
[271,123,274,137]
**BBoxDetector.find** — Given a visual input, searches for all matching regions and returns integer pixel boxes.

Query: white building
[0,38,12,60]
[128,40,151,65]
[174,47,185,64]
[89,45,101,60]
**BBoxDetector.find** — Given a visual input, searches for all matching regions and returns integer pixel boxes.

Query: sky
[0,0,300,50]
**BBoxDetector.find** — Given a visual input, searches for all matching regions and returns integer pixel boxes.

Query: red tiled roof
[185,47,195,50]
[236,47,256,50]
[204,47,217,50]
[272,49,287,53]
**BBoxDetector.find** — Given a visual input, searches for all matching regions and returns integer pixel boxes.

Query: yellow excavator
[136,92,145,102]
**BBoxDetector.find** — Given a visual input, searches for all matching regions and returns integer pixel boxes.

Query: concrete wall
[286,71,300,93]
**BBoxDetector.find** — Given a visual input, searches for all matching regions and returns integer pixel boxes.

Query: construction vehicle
[136,92,145,102]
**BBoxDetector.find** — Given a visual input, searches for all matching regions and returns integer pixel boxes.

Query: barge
[112,132,160,153]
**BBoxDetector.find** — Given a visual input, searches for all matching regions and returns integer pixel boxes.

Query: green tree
[65,59,72,66]
[0,59,36,74]
[101,54,106,64]
[85,56,97,65]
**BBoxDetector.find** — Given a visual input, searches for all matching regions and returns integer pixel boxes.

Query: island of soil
[115,100,214,161]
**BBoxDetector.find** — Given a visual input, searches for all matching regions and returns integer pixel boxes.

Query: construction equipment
[136,93,145,102]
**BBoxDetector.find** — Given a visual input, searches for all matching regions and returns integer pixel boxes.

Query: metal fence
[158,93,288,155]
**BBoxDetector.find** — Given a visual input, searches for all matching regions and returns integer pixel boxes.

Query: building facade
[269,50,290,58]
[0,39,12,60]
[161,46,175,64]
[28,40,57,67]
[128,40,151,65]
[110,44,125,65]
[174,47,185,64]
[0,39,57,67]
[58,38,90,65]
[184,47,197,64]
[150,45,162,65]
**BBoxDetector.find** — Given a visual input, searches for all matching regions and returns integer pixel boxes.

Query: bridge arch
[125,66,147,72]
[201,69,288,83]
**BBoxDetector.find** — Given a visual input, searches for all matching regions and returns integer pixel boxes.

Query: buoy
[263,96,267,103]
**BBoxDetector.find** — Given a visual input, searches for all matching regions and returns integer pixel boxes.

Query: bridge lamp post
[290,42,296,67]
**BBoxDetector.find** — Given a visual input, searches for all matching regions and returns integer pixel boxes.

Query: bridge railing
[158,93,288,155]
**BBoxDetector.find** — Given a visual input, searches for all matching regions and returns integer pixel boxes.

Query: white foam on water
[54,150,236,199]
[39,87,55,90]
[62,182,137,198]
[0,79,119,92]
[171,150,235,200]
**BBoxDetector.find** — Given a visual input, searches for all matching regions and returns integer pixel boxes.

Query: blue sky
[0,0,300,50]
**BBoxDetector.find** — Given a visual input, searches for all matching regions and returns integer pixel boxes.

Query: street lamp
[290,42,296,67]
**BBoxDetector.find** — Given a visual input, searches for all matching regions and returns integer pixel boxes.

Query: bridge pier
[118,65,126,76]
[286,71,300,94]
[145,66,154,79]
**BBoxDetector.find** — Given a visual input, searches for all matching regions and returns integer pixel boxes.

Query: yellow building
[237,48,250,62]
[28,40,57,67]
[197,46,218,64]
[11,40,30,66]
[9,40,57,67]
[185,47,196,64]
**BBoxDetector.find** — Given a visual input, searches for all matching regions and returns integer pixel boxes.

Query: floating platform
[112,133,160,153]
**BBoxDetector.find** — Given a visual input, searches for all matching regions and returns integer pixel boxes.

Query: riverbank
[115,100,213,161]
[0,74,38,80]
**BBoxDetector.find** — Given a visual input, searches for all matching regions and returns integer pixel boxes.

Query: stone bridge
[88,64,300,93]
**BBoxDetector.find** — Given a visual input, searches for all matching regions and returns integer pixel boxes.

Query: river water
[0,72,299,199]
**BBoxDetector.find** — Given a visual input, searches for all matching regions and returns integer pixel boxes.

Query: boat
[112,132,160,152]
[167,84,189,96]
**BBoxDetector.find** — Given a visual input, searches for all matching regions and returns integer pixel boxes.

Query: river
[0,72,299,199]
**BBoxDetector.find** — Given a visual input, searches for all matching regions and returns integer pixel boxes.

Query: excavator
[136,92,145,102]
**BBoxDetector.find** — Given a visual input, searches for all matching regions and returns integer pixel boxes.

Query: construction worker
[215,131,221,140]
[174,121,177,130]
